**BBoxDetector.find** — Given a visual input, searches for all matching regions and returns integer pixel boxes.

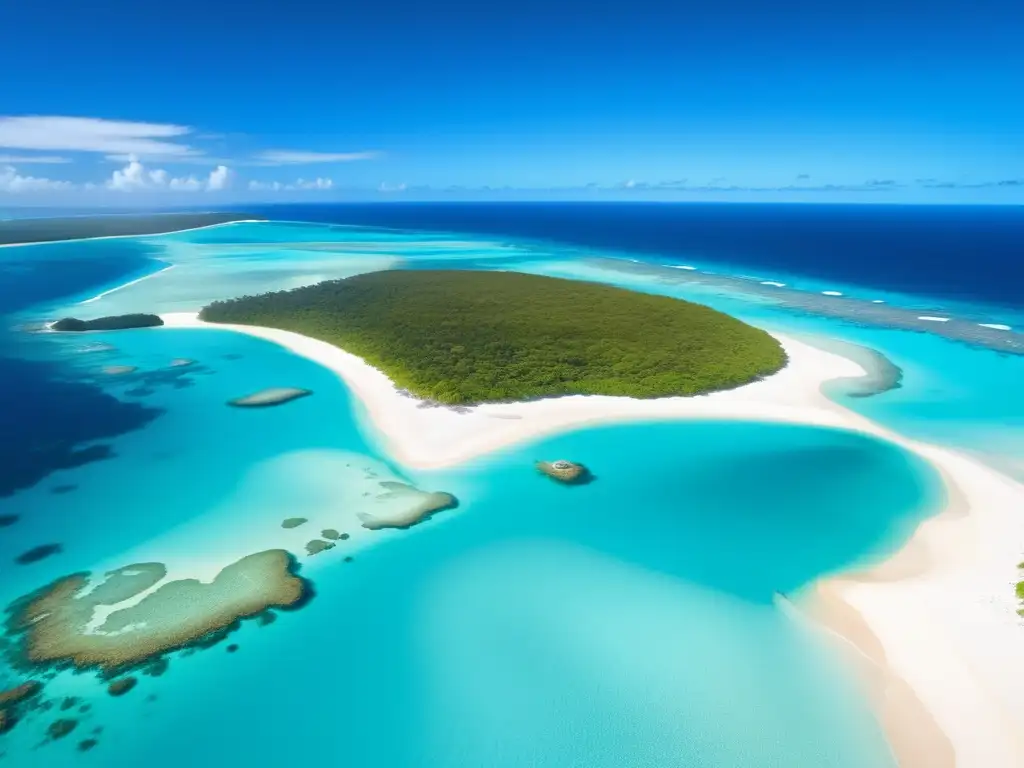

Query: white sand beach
[160,310,1024,768]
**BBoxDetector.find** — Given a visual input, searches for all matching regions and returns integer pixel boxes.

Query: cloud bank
[106,158,231,192]
[249,177,334,191]
[0,166,74,193]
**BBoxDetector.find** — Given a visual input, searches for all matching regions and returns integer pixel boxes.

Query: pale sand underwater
[159,310,1024,768]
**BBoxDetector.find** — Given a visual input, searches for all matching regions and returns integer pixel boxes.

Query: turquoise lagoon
[0,218,997,767]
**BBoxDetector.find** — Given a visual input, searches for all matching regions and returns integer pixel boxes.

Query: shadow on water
[0,356,163,499]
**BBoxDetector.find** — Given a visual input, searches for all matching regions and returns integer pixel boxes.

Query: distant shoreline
[0,212,264,247]
[159,310,1024,768]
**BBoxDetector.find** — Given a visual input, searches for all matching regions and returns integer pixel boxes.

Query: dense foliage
[201,270,787,404]
[52,314,164,331]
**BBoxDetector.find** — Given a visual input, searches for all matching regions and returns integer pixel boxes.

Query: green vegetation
[0,212,258,246]
[52,314,163,331]
[200,270,787,404]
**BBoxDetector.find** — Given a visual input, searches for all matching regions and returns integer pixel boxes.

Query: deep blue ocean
[249,203,1024,308]
[0,203,1020,767]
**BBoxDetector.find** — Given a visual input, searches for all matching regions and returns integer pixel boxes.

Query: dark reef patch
[305,539,334,556]
[142,658,169,677]
[15,544,63,566]
[0,515,18,528]
[107,678,137,697]
[78,738,98,752]
[46,718,77,740]
[0,356,161,498]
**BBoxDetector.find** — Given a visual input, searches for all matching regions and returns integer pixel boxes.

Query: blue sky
[0,0,1021,204]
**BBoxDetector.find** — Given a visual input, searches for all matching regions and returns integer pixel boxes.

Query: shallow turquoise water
[0,219,993,767]
[1,413,939,768]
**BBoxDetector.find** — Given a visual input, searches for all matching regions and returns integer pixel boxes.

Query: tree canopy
[200,270,787,404]
[52,314,163,331]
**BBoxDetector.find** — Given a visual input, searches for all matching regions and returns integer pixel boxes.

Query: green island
[200,270,787,404]
[0,212,258,246]
[52,313,164,331]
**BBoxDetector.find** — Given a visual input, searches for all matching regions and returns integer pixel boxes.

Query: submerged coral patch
[357,481,457,530]
[4,551,309,673]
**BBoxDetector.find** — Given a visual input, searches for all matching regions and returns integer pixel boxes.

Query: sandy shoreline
[159,311,1024,767]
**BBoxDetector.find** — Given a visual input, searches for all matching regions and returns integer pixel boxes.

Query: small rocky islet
[536,459,591,484]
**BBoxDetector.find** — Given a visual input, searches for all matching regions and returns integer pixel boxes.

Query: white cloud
[0,165,74,193]
[0,154,71,164]
[168,176,202,192]
[0,116,195,158]
[254,150,380,165]
[249,177,333,192]
[293,177,333,190]
[207,165,230,190]
[106,158,231,193]
[378,181,407,193]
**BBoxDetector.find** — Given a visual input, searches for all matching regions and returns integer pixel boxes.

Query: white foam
[822,291,844,297]
[667,265,697,270]
[917,316,950,323]
[760,281,786,287]
[872,300,886,304]
[78,264,176,304]
[979,323,1012,331]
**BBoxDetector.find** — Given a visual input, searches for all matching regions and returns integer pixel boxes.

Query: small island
[537,460,591,484]
[52,314,164,332]
[200,270,787,404]
[228,387,312,408]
